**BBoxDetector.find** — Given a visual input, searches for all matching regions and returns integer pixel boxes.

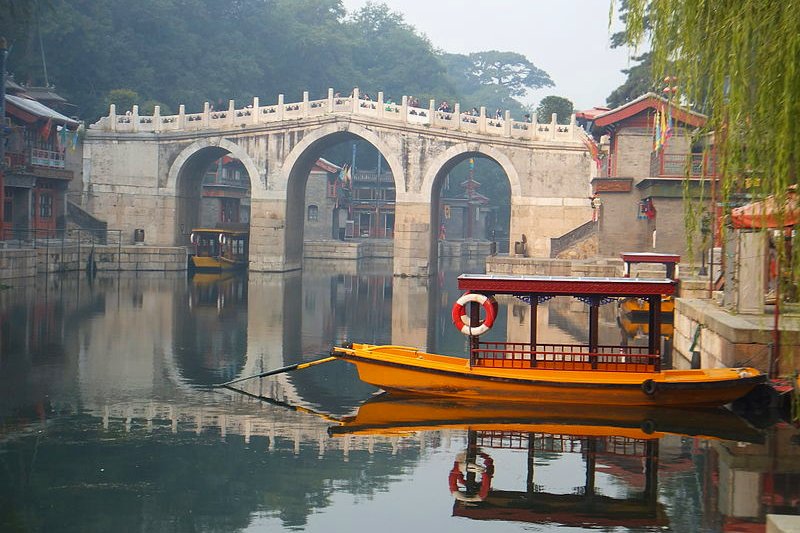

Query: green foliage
[440,50,553,119]
[104,89,139,114]
[1,0,551,125]
[606,52,655,108]
[536,95,573,125]
[619,0,800,313]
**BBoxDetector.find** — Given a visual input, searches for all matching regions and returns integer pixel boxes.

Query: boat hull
[190,255,245,272]
[333,344,765,407]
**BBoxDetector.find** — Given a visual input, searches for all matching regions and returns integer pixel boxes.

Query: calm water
[1,259,798,532]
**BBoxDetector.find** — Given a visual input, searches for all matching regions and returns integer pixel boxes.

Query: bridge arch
[165,137,264,195]
[420,143,519,269]
[419,143,521,200]
[275,121,407,267]
[165,137,263,245]
[276,121,406,192]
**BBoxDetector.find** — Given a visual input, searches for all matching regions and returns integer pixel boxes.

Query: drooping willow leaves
[618,0,800,294]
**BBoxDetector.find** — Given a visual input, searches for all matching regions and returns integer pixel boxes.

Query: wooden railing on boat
[472,342,660,372]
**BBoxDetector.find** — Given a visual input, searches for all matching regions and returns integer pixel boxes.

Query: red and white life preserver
[451,292,498,336]
[190,232,196,245]
[448,451,494,503]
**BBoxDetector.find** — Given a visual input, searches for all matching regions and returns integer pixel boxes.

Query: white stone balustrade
[94,87,582,144]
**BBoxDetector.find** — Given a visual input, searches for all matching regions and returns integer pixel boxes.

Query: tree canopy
[619,0,800,294]
[536,95,573,125]
[0,0,552,123]
[440,51,553,119]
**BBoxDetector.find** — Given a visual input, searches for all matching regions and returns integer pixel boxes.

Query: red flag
[40,119,53,139]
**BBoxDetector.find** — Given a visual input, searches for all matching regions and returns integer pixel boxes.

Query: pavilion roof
[457,274,675,297]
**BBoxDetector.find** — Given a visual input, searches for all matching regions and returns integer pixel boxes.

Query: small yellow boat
[189,228,249,272]
[333,343,763,407]
[332,273,765,407]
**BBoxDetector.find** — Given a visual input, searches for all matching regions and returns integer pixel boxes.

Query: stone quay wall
[0,246,187,279]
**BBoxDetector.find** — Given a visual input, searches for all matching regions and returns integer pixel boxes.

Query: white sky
[340,0,636,111]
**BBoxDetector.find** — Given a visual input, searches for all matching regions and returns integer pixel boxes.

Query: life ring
[642,378,658,396]
[218,233,226,244]
[190,232,196,244]
[452,293,498,336]
[448,451,493,503]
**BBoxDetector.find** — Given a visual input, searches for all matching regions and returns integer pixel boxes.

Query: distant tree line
[0,0,562,123]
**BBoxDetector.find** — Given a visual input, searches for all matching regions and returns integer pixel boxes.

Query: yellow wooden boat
[333,343,763,407]
[189,228,248,272]
[332,274,765,407]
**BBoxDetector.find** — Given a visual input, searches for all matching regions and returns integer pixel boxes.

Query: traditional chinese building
[577,93,712,261]
[199,155,250,228]
[2,82,81,239]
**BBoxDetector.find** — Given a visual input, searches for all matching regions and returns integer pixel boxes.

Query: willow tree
[620,1,799,285]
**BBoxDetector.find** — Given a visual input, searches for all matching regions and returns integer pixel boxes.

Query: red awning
[730,189,799,229]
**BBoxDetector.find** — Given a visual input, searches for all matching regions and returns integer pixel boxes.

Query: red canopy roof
[731,189,799,229]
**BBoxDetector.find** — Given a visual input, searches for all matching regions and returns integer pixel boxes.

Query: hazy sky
[340,0,635,111]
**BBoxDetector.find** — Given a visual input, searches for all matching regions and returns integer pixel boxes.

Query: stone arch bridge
[83,88,594,276]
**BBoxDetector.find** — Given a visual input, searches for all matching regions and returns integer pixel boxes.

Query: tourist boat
[331,273,765,406]
[189,228,249,272]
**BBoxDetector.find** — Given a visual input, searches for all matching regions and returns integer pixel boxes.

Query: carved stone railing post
[178,104,186,129]
[132,105,140,132]
[530,113,538,140]
[429,99,435,126]
[327,88,334,112]
[252,97,259,125]
[277,94,285,121]
[109,104,117,132]
[153,105,161,133]
[550,113,557,141]
[202,102,210,128]
[504,110,512,137]
[570,113,577,140]
[352,87,360,114]
[454,103,461,131]
[302,91,309,117]
[479,106,487,134]
[377,91,384,119]
[228,100,235,127]
[401,95,408,123]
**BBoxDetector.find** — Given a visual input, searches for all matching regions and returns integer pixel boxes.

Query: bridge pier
[393,201,432,277]
[249,198,302,272]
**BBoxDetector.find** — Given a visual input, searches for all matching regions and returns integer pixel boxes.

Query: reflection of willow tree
[620,1,800,291]
[0,415,421,531]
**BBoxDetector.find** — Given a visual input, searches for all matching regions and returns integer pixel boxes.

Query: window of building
[3,198,12,223]
[307,205,319,221]
[39,193,53,218]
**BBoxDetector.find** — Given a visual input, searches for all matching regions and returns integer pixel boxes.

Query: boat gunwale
[334,346,766,391]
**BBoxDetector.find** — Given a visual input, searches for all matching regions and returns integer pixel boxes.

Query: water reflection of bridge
[95,396,426,458]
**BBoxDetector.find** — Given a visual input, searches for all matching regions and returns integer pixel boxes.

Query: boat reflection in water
[329,394,765,529]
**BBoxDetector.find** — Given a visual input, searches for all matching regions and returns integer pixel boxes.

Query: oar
[212,355,338,388]
[221,384,342,424]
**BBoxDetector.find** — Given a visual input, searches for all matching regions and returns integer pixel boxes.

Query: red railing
[472,342,659,372]
[650,152,715,178]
